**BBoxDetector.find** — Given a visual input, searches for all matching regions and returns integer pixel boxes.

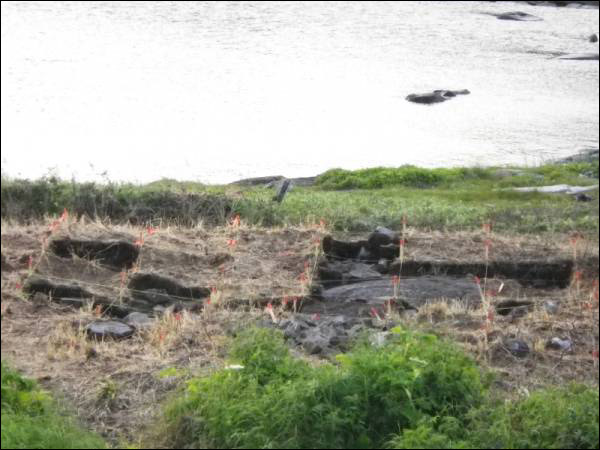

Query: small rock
[153,305,167,315]
[124,312,154,330]
[495,300,534,317]
[87,320,135,340]
[575,193,593,202]
[505,339,530,358]
[368,226,400,248]
[281,318,310,340]
[86,347,98,360]
[546,337,572,351]
[589,33,598,43]
[374,259,390,274]
[543,300,560,315]
[303,334,327,355]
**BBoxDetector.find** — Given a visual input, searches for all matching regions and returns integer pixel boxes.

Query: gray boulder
[87,320,135,340]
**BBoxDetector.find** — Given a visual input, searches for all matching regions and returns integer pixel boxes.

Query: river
[1,1,598,183]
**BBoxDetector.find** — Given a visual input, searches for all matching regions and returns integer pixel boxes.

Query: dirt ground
[1,218,598,445]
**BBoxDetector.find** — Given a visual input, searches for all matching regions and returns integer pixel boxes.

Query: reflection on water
[1,1,598,183]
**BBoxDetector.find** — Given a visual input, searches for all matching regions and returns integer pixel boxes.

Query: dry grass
[0,217,324,445]
[1,217,598,444]
[407,282,599,393]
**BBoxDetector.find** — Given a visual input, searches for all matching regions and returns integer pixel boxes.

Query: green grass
[1,361,106,449]
[314,163,598,190]
[1,161,598,234]
[392,384,599,449]
[158,328,599,449]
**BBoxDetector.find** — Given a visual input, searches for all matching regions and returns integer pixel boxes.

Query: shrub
[390,383,599,449]
[162,327,486,449]
[315,166,490,190]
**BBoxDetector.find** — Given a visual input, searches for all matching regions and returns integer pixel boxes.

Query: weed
[1,361,107,449]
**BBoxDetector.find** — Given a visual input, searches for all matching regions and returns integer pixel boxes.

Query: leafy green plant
[161,327,486,449]
[1,361,106,449]
[390,383,599,449]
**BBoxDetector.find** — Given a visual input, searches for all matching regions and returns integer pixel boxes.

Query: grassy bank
[1,361,107,449]
[157,327,599,449]
[2,162,597,234]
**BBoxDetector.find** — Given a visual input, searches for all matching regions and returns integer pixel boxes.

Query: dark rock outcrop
[128,272,210,303]
[279,314,368,355]
[50,238,139,270]
[24,275,94,299]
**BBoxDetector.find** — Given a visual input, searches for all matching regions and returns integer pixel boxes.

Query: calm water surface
[1,1,598,183]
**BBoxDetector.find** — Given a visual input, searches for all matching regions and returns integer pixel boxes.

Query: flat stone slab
[87,320,135,340]
[309,275,480,317]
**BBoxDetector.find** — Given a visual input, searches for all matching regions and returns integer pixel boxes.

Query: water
[1,1,598,184]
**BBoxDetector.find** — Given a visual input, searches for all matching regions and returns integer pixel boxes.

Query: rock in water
[406,89,470,104]
[496,11,543,21]
[558,53,599,60]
